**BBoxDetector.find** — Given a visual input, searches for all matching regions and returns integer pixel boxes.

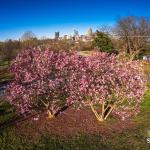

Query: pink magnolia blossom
[6,49,147,121]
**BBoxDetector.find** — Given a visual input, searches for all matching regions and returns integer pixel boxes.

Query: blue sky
[0,0,150,41]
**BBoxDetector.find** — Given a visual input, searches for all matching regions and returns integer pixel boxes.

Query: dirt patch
[14,108,137,139]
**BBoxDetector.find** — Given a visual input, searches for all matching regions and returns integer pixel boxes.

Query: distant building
[143,55,150,62]
[80,35,87,42]
[55,32,59,40]
[53,28,95,42]
[73,30,79,37]
[63,35,67,40]
[67,35,73,40]
[87,27,93,37]
[72,30,80,42]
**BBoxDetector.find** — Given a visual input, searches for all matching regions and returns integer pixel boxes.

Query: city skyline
[0,0,150,41]
[0,25,99,41]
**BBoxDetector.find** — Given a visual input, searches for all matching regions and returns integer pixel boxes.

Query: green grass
[141,88,150,110]
[0,127,150,150]
[0,60,12,83]
[0,98,16,124]
[0,71,12,83]
[133,87,150,131]
[0,60,10,67]
[0,133,108,150]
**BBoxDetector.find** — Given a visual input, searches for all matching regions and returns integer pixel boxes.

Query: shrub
[67,52,147,121]
[92,31,114,53]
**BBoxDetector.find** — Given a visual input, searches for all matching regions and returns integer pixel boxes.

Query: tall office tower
[87,27,93,37]
[55,32,59,40]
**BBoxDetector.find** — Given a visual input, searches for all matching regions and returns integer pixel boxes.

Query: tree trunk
[90,103,104,122]
[54,105,71,117]
[90,102,115,122]
[47,110,54,119]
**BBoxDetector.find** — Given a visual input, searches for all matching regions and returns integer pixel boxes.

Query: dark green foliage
[93,31,114,53]
[0,98,16,124]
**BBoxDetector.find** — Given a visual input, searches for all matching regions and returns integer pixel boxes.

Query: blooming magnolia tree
[6,49,82,118]
[6,48,147,121]
[67,52,147,121]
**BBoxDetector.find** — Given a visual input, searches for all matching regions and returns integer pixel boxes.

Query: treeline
[0,38,94,61]
[0,16,150,61]
[94,16,150,60]
[0,38,38,61]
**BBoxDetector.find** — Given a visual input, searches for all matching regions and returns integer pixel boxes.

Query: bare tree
[21,31,38,48]
[21,31,36,41]
[114,16,150,60]
[98,25,113,36]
